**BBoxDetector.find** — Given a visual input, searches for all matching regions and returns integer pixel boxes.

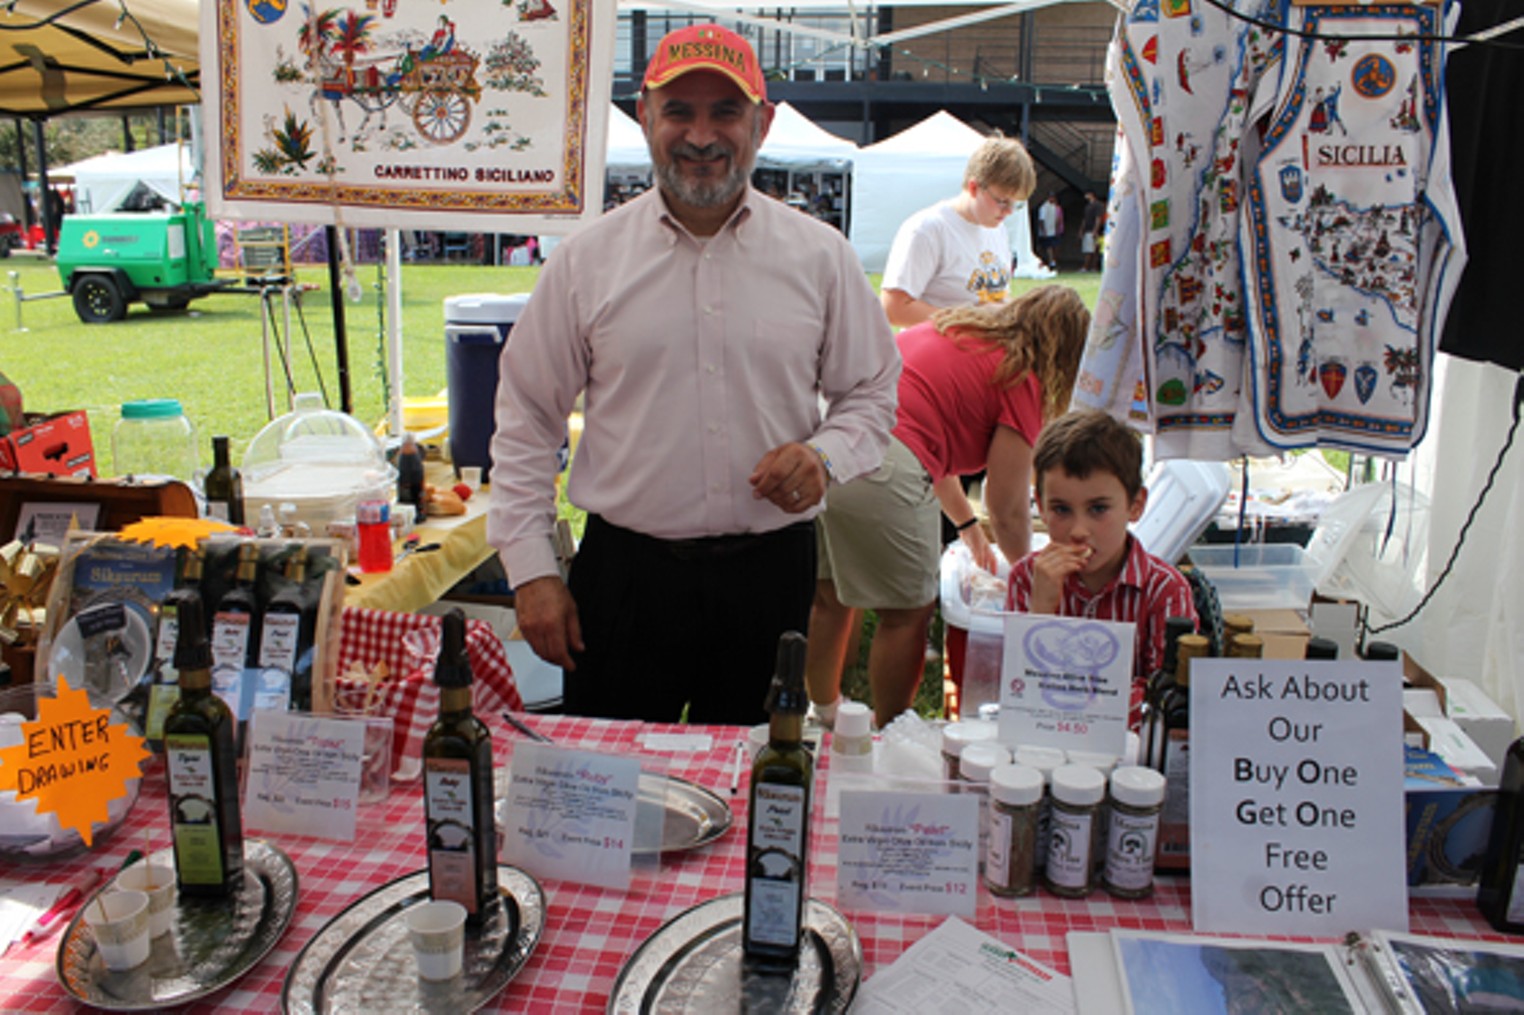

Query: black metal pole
[14,120,30,231]
[325,225,353,415]
[33,119,53,253]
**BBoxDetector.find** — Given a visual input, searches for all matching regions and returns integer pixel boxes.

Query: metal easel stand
[255,275,331,421]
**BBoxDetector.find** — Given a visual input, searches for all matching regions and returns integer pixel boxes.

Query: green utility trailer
[55,201,233,324]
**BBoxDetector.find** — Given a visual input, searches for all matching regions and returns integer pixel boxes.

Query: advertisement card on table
[502,741,640,890]
[998,614,1133,757]
[1190,657,1407,935]
[243,710,367,841]
[837,790,980,918]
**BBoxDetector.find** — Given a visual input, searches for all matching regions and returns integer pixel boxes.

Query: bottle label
[166,733,225,885]
[987,808,1013,890]
[211,612,253,719]
[1105,809,1161,891]
[155,609,179,667]
[1158,731,1191,867]
[425,757,480,916]
[746,782,806,948]
[207,501,232,523]
[1046,807,1095,889]
[255,613,300,711]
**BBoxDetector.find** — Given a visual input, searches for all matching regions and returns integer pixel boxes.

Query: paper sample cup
[115,861,176,938]
[459,466,483,489]
[406,900,467,981]
[88,890,152,971]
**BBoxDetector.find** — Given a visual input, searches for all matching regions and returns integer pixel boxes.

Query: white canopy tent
[849,110,1045,276]
[57,143,198,214]
[602,101,856,175]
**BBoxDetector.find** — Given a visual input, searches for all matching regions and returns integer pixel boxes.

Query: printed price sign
[998,614,1133,757]
[243,711,366,841]
[837,790,980,918]
[1191,658,1407,935]
[502,742,640,890]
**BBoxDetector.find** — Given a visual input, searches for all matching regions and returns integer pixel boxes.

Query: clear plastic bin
[1188,543,1319,611]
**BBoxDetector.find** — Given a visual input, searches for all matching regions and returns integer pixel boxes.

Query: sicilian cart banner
[200,0,615,231]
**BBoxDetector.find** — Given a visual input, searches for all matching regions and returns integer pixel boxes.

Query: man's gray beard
[649,116,762,209]
[654,157,750,209]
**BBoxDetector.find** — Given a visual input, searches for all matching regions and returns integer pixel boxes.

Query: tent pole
[33,120,53,254]
[325,225,353,415]
[386,228,404,438]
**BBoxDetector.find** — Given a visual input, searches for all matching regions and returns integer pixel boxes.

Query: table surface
[343,461,494,615]
[0,713,1506,1013]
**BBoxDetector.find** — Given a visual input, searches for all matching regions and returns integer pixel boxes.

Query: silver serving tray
[281,864,545,1015]
[494,768,732,856]
[607,892,862,1014]
[56,839,299,1011]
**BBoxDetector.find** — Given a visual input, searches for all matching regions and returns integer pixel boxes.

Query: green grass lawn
[2,258,1098,477]
[4,254,1097,720]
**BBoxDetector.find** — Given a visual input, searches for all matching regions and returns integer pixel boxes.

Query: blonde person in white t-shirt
[880,137,1038,328]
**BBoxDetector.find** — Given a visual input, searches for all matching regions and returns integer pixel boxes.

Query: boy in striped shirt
[1007,410,1198,727]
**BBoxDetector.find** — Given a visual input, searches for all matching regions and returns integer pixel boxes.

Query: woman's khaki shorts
[815,437,941,609]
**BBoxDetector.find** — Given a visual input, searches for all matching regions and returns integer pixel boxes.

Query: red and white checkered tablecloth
[335,606,523,772]
[0,715,1508,1012]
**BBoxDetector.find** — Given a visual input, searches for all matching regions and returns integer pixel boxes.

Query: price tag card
[837,790,979,918]
[501,742,640,890]
[1191,658,1408,935]
[998,614,1133,757]
[243,710,364,842]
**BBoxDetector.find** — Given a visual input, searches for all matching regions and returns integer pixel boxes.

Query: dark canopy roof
[0,0,199,118]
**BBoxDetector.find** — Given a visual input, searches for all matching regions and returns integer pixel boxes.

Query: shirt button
[706,364,716,374]
[703,305,714,315]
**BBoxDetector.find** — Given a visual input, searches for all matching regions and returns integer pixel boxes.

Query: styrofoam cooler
[444,293,530,470]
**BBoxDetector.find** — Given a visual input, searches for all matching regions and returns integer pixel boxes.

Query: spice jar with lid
[958,742,1010,872]
[1014,745,1066,878]
[1045,763,1106,898]
[986,763,1043,897]
[940,719,997,786]
[830,701,874,775]
[1103,766,1167,899]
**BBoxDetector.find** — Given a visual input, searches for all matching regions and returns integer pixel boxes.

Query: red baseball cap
[642,24,766,104]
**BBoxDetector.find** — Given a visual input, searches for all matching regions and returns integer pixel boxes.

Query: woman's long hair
[932,285,1090,421]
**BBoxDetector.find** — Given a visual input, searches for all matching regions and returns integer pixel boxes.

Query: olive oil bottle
[147,545,205,745]
[203,435,245,525]
[256,546,311,713]
[211,540,261,727]
[423,609,498,924]
[743,630,813,967]
[163,594,245,897]
[1479,738,1524,932]
[1155,633,1209,873]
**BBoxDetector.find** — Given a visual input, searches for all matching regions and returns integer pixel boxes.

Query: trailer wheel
[73,276,126,324]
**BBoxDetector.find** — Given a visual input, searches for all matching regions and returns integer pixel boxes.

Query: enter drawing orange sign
[0,676,150,846]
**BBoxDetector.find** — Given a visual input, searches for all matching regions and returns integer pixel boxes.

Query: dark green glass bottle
[743,631,813,967]
[163,594,245,897]
[203,435,244,526]
[1479,738,1524,932]
[423,609,498,924]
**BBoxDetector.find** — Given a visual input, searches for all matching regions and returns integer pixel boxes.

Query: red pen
[15,866,106,951]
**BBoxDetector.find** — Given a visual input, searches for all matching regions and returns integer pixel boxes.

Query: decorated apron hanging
[1238,1,1464,455]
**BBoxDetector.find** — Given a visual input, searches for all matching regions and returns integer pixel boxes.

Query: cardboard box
[1443,678,1516,773]
[0,410,95,477]
[1239,608,1311,659]
[1415,715,1498,786]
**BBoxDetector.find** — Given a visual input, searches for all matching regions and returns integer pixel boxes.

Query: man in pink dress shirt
[488,25,899,724]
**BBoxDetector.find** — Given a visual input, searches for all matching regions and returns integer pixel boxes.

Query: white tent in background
[758,102,856,172]
[58,143,197,213]
[850,110,1046,278]
[605,104,650,180]
[602,101,857,176]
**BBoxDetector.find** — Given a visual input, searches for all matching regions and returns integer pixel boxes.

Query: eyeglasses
[982,188,1017,213]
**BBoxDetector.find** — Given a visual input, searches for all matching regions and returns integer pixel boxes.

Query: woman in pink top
[807,285,1089,726]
